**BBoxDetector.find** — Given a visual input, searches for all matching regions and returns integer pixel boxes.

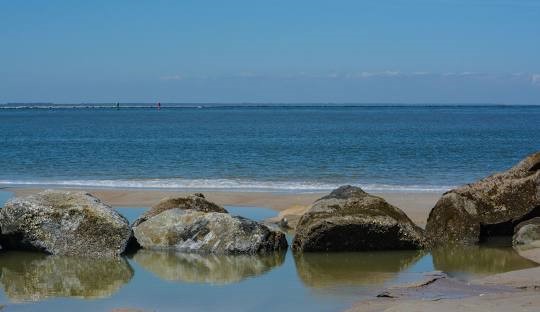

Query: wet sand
[349,291,540,312]
[9,188,442,227]
[348,248,540,312]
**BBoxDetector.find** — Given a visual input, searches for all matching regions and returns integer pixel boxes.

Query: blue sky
[1,0,539,104]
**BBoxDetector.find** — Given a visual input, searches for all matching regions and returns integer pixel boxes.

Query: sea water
[1,105,539,192]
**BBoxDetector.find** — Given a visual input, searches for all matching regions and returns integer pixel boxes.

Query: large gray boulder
[426,152,540,246]
[513,217,540,247]
[292,186,426,252]
[133,193,227,226]
[132,197,288,254]
[0,190,132,257]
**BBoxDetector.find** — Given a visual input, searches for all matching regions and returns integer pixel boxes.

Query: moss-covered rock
[132,193,227,226]
[0,190,131,257]
[292,186,426,252]
[426,152,540,246]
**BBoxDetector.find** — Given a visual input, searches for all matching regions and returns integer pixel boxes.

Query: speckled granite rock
[513,217,540,247]
[132,208,287,254]
[426,152,540,246]
[0,190,131,257]
[133,193,227,226]
[292,185,426,252]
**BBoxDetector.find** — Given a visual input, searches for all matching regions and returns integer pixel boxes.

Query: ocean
[1,104,539,192]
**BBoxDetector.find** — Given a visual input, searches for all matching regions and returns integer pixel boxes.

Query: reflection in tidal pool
[133,249,286,284]
[294,250,426,288]
[0,251,133,302]
[432,245,539,280]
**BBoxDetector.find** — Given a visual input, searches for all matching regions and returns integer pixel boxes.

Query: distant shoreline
[2,103,539,109]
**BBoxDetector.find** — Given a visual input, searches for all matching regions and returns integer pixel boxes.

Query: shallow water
[0,194,537,311]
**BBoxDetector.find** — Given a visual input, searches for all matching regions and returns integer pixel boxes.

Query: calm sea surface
[1,105,539,191]
[0,191,537,311]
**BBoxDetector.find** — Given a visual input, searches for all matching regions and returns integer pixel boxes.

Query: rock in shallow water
[426,151,540,246]
[0,190,132,257]
[292,185,426,252]
[132,208,288,254]
[513,217,540,247]
[133,193,227,226]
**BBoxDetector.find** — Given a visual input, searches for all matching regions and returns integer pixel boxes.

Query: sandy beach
[8,187,442,228]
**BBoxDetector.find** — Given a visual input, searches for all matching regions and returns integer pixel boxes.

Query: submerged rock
[0,251,133,301]
[513,217,540,247]
[132,208,288,254]
[133,249,285,284]
[133,193,227,226]
[292,185,426,252]
[426,152,540,246]
[0,190,132,257]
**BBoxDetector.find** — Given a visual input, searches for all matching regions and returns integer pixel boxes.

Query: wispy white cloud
[364,70,400,78]
[531,74,540,86]
[342,71,402,79]
[457,71,478,76]
[160,74,184,81]
[158,71,540,87]
[236,71,259,78]
[442,71,482,77]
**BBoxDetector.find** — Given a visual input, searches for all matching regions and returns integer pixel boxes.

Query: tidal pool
[0,192,537,311]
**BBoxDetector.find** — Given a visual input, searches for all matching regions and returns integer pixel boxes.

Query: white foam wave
[0,178,453,193]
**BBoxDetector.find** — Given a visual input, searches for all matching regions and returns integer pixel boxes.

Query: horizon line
[2,102,540,107]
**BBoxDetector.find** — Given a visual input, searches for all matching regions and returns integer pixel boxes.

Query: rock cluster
[2,151,538,258]
[0,191,287,256]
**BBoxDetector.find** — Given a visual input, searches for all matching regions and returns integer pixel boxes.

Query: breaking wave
[0,178,452,193]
